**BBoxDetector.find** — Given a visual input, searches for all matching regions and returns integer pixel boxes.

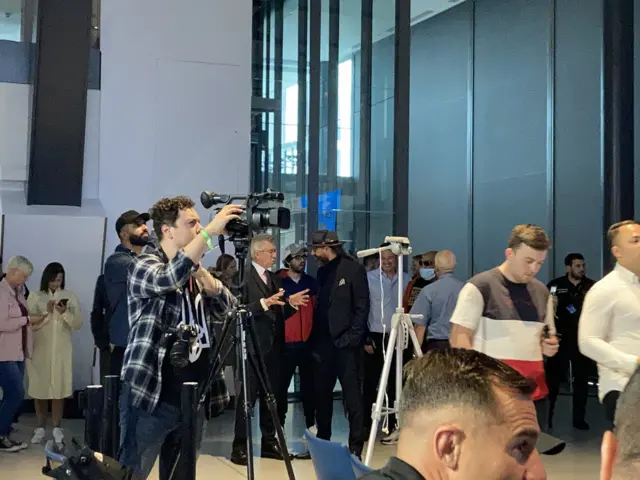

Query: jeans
[0,361,24,436]
[118,383,206,480]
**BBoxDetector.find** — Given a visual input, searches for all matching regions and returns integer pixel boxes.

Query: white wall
[98,0,252,254]
[0,0,252,392]
[2,197,106,391]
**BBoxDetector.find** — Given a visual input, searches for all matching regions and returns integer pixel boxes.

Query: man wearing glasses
[230,235,309,466]
[277,243,318,454]
[403,251,437,312]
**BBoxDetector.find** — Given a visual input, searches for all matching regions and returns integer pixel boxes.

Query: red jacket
[279,270,317,343]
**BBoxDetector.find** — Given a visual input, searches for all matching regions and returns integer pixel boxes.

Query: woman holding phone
[26,262,82,445]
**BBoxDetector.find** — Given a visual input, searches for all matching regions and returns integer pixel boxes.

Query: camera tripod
[357,237,424,466]
[168,237,295,480]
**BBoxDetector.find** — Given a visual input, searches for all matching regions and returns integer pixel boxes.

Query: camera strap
[180,278,211,363]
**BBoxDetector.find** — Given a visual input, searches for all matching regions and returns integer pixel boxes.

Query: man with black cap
[309,230,370,459]
[103,210,150,376]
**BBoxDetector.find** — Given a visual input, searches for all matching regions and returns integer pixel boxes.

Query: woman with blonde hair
[27,262,82,445]
[0,256,45,452]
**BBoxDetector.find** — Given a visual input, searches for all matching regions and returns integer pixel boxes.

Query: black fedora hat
[309,230,344,248]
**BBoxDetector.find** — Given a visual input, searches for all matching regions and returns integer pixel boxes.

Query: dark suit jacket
[245,265,296,356]
[313,256,370,349]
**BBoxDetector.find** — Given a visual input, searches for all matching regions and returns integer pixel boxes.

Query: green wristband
[200,230,214,250]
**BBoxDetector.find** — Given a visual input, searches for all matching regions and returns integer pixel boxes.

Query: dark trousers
[313,342,364,456]
[363,332,410,432]
[232,345,281,448]
[110,346,126,378]
[278,342,315,429]
[535,398,549,433]
[99,347,112,384]
[545,343,589,424]
[603,390,620,430]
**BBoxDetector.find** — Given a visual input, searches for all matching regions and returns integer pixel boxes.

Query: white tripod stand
[357,237,424,466]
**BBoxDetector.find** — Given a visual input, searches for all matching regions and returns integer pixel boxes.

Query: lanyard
[180,277,211,363]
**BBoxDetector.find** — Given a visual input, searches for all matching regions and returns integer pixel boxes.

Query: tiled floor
[2,394,605,479]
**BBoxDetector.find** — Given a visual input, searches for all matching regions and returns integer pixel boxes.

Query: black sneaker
[0,436,22,453]
[9,437,27,450]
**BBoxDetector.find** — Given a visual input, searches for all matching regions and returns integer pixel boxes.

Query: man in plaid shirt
[118,196,243,479]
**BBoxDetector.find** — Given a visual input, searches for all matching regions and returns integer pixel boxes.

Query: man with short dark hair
[579,220,640,427]
[363,349,555,479]
[118,196,242,479]
[545,252,595,430]
[450,224,559,430]
[277,242,317,432]
[310,230,370,458]
[600,366,640,479]
[104,209,150,376]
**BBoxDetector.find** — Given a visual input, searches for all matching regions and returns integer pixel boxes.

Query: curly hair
[149,196,195,240]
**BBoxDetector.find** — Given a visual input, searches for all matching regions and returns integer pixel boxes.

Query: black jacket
[90,274,110,350]
[245,265,296,356]
[312,255,370,349]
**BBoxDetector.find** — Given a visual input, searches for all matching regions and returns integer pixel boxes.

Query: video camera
[200,189,290,240]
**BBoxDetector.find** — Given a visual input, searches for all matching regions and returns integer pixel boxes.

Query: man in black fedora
[309,230,370,459]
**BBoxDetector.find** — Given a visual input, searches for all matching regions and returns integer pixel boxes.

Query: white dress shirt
[578,263,640,400]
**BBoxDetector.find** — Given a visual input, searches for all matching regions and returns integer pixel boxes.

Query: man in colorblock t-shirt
[450,224,560,428]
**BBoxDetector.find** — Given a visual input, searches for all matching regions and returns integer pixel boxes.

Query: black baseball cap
[115,210,150,235]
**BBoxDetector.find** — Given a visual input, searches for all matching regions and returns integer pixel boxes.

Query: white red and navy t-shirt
[450,268,550,400]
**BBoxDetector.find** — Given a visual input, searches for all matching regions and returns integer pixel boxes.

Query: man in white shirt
[579,220,640,427]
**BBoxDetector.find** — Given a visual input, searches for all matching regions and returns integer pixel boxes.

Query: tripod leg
[407,325,423,358]
[246,324,296,480]
[393,330,403,431]
[239,322,256,480]
[365,325,399,466]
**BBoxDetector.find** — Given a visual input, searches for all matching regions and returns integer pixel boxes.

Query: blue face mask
[420,268,435,281]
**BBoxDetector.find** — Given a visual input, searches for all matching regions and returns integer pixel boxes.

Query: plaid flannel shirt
[122,244,236,414]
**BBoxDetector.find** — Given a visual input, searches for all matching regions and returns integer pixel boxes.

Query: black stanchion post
[178,382,199,480]
[84,385,103,451]
[101,375,120,457]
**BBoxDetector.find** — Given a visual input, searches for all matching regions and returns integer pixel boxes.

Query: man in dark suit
[309,230,370,459]
[230,234,309,466]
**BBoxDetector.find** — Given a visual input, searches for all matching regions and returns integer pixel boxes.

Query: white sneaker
[380,428,400,445]
[53,428,64,445]
[308,425,318,436]
[31,427,46,444]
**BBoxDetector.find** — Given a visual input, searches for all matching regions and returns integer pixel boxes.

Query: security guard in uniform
[546,253,595,430]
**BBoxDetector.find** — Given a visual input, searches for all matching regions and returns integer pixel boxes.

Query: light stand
[357,236,424,466]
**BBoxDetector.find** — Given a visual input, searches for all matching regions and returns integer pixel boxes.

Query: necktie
[261,270,269,285]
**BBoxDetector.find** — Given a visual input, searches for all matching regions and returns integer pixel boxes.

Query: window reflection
[0,0,21,42]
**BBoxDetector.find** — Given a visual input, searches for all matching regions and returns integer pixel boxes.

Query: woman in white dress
[26,262,82,445]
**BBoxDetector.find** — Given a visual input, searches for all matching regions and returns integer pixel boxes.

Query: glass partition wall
[251,0,410,399]
[252,0,410,267]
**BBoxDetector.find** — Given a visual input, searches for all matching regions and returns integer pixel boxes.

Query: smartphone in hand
[57,299,69,307]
